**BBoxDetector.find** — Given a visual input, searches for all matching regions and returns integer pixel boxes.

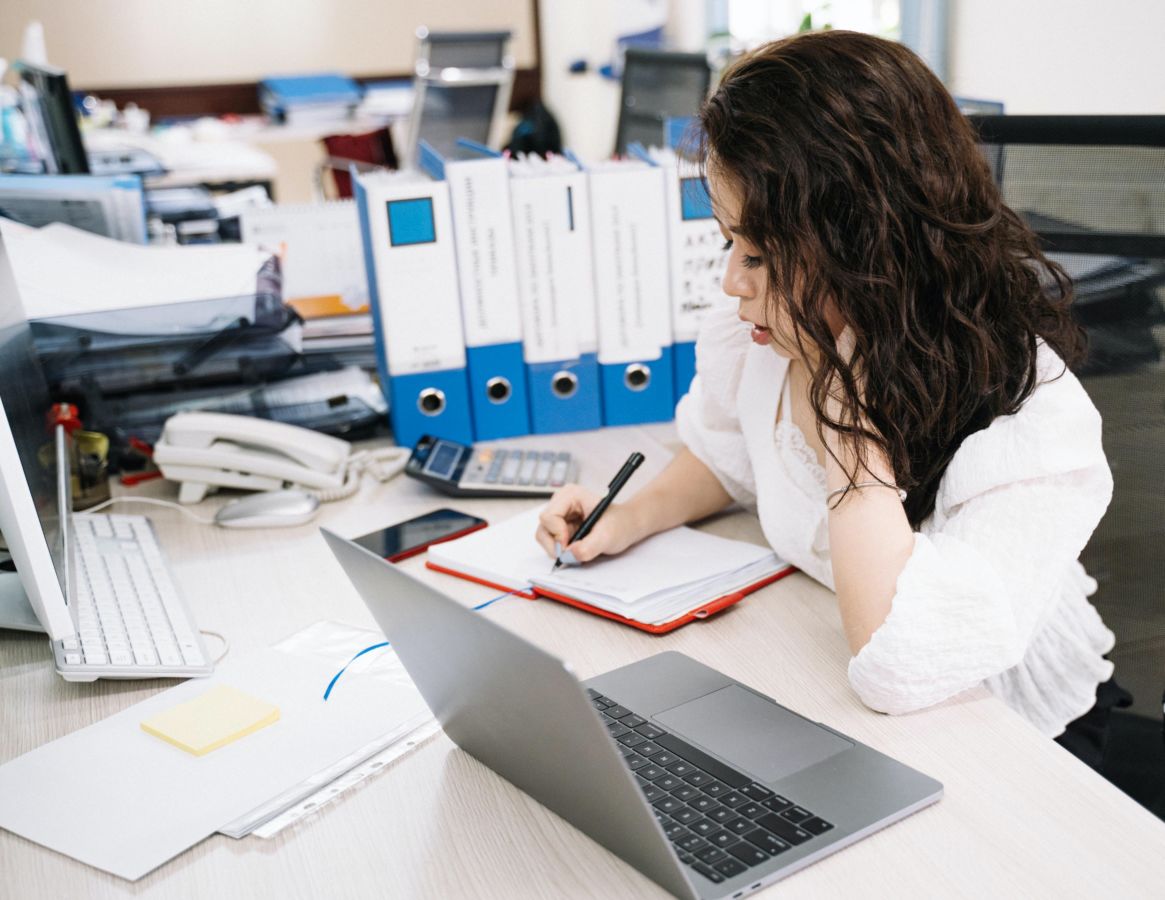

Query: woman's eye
[721,238,733,252]
[742,255,763,270]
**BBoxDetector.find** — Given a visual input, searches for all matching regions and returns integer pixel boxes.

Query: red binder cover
[424,560,796,634]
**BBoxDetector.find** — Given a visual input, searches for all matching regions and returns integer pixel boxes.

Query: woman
[536,31,1125,766]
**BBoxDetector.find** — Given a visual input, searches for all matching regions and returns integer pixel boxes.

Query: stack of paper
[0,173,147,244]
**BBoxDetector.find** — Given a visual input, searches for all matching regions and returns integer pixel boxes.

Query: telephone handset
[153,411,353,504]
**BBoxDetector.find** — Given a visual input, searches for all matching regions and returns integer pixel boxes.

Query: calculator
[404,435,579,498]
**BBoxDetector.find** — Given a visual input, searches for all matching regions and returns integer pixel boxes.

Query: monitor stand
[0,556,45,633]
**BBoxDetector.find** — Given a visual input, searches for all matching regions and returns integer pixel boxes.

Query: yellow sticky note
[141,686,280,756]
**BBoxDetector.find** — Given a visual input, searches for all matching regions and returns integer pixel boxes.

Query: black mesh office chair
[969,114,1165,816]
[614,48,712,156]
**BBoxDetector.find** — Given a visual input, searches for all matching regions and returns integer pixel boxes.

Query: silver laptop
[322,529,942,899]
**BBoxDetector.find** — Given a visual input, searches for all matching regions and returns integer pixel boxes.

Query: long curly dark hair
[698,30,1086,528]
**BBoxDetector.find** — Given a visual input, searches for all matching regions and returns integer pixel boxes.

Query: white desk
[2,426,1164,898]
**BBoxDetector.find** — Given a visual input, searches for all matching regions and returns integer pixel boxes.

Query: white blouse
[675,303,1116,737]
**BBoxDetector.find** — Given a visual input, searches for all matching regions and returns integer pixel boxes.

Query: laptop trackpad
[654,685,853,784]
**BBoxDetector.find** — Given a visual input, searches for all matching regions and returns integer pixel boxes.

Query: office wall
[948,0,1165,113]
[0,0,536,87]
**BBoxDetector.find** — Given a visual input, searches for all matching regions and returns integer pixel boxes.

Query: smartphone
[353,508,488,563]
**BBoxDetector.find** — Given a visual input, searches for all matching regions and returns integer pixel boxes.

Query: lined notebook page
[428,506,784,624]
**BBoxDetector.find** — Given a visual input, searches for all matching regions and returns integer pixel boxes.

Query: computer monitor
[614,48,712,157]
[415,28,513,75]
[14,60,90,175]
[0,226,77,639]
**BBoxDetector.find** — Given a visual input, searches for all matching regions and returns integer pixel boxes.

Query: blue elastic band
[322,586,529,700]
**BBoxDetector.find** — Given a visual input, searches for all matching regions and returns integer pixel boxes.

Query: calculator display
[423,441,464,479]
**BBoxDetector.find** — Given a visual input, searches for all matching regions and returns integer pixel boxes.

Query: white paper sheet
[0,647,431,881]
[0,220,270,322]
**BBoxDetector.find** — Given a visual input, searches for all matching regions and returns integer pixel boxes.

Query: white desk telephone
[153,412,367,504]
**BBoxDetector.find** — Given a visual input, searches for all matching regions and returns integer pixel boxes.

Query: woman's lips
[749,324,772,345]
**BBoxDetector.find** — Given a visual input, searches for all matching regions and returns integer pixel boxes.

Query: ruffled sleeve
[674,304,757,505]
[847,349,1114,714]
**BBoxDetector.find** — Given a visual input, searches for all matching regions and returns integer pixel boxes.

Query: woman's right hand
[534,484,643,564]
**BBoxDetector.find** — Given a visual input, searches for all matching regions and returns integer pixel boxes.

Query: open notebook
[425,508,794,634]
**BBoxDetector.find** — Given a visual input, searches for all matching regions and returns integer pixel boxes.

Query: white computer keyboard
[53,514,213,682]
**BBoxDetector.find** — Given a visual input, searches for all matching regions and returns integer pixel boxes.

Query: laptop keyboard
[589,690,834,885]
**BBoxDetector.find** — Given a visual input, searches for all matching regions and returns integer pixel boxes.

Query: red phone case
[386,519,488,563]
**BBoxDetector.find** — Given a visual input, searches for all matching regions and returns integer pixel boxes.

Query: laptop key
[689,796,719,814]
[653,796,686,815]
[713,857,748,879]
[718,791,748,809]
[671,785,701,802]
[643,784,666,802]
[802,816,834,835]
[639,765,666,781]
[755,812,813,846]
[690,818,717,837]
[707,806,734,823]
[621,714,647,729]
[651,751,679,767]
[738,802,766,819]
[740,782,775,802]
[656,774,683,792]
[635,741,663,757]
[635,723,666,740]
[683,770,713,787]
[626,755,650,771]
[663,822,686,840]
[618,732,647,748]
[725,817,754,835]
[653,732,752,789]
[744,829,791,857]
[586,688,602,699]
[780,805,813,824]
[701,782,729,798]
[592,699,611,711]
[727,842,769,867]
[608,723,632,738]
[708,829,738,849]
[692,861,725,884]
[762,795,793,813]
[671,807,701,826]
[666,761,696,778]
[676,834,710,853]
[605,705,632,719]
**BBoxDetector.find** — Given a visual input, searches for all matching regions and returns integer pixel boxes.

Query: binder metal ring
[485,376,512,405]
[551,371,579,399]
[624,364,651,392]
[417,388,446,416]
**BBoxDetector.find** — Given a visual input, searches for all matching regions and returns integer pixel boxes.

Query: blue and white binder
[646,144,728,404]
[508,153,603,433]
[353,169,473,447]
[584,156,675,426]
[420,140,530,440]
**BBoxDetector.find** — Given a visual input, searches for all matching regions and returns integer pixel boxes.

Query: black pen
[553,451,645,570]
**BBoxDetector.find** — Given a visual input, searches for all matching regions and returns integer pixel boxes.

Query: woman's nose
[722,261,755,300]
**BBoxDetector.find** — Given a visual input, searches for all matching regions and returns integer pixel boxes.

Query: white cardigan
[675,303,1115,737]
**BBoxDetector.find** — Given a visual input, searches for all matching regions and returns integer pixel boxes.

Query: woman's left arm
[822,328,916,655]
[823,335,1114,714]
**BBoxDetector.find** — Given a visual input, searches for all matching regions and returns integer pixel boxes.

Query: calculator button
[534,453,554,486]
[500,452,522,485]
[517,454,538,485]
[550,460,570,486]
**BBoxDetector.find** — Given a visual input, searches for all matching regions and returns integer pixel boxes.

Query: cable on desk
[76,496,217,524]
[200,629,230,664]
[322,585,529,701]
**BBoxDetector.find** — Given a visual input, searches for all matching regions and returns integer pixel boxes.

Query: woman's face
[708,166,799,359]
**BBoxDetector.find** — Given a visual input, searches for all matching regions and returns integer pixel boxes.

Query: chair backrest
[614,48,711,157]
[415,28,513,74]
[968,115,1165,719]
[400,29,515,169]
